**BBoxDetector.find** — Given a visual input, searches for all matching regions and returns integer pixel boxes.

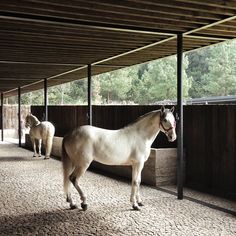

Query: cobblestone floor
[0,142,235,236]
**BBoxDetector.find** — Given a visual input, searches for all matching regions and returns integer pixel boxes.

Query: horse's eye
[164,118,167,122]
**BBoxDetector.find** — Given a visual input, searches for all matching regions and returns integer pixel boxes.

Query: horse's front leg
[130,161,144,211]
[31,137,37,157]
[38,139,42,157]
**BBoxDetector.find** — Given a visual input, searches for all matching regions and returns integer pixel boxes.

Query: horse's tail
[45,123,55,157]
[61,136,73,196]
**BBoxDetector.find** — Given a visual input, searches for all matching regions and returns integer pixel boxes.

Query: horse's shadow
[0,209,80,235]
[0,156,45,162]
[0,207,126,235]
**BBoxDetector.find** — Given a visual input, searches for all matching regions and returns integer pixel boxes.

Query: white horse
[25,114,55,159]
[62,106,176,211]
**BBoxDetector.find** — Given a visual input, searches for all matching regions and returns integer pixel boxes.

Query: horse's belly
[93,148,132,166]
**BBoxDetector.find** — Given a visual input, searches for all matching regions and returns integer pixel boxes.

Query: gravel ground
[0,142,235,236]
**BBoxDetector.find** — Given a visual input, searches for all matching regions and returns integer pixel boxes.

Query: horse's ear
[161,105,165,114]
[170,106,175,113]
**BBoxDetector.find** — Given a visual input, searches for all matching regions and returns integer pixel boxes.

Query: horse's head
[25,114,32,128]
[159,106,177,142]
[25,114,39,128]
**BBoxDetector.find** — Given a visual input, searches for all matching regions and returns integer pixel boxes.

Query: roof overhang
[1,1,236,97]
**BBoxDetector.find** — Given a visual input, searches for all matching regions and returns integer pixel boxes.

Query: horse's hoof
[44,156,50,160]
[38,155,42,157]
[132,205,140,211]
[70,204,78,210]
[138,202,144,207]
[81,203,88,211]
[33,155,37,157]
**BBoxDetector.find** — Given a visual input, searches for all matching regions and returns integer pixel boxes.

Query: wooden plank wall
[31,105,236,199]
[184,105,236,200]
[31,105,87,137]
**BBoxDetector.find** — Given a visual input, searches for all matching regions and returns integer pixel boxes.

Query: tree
[130,55,192,104]
[96,68,134,104]
[48,83,71,105]
[21,90,44,105]
[200,41,236,96]
[69,79,87,104]
[186,39,236,98]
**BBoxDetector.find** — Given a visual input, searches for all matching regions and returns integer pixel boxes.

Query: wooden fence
[31,105,236,200]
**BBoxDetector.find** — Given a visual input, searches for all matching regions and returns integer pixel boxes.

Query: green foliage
[187,39,236,98]
[129,56,191,104]
[48,80,87,105]
[21,90,44,105]
[95,68,134,103]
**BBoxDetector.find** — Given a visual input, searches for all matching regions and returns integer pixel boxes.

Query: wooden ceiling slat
[0,26,162,41]
[193,29,236,38]
[176,0,236,10]
[0,0,222,22]
[0,2,206,31]
[133,0,236,15]
[0,40,139,51]
[0,10,187,33]
[0,33,159,48]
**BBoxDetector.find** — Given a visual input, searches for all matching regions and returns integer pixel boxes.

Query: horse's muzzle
[167,134,177,142]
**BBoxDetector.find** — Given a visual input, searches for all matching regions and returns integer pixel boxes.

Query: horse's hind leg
[66,192,77,210]
[69,164,90,211]
[38,139,42,157]
[44,136,53,159]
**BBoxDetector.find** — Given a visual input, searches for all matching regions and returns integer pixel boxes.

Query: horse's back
[30,121,55,139]
[41,121,55,135]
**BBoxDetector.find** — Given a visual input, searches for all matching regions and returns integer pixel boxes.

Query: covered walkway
[0,142,235,236]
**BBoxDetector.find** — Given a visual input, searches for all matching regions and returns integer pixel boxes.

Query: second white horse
[25,114,55,159]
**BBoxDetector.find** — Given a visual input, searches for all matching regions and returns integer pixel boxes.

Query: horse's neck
[127,111,161,142]
[31,117,40,126]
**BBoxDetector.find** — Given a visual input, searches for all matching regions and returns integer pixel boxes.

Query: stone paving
[0,142,235,236]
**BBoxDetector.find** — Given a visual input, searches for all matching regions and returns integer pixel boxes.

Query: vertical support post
[87,64,92,125]
[18,87,22,147]
[44,78,48,121]
[1,93,4,141]
[177,33,184,199]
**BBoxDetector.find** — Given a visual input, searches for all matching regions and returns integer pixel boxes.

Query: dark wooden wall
[31,105,236,200]
[184,105,236,200]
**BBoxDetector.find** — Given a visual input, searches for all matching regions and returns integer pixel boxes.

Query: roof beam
[185,15,236,36]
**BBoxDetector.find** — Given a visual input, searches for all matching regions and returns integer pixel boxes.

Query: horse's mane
[27,114,40,126]
[125,110,160,128]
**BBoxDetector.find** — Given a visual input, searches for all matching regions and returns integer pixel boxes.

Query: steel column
[44,78,48,121]
[18,87,22,147]
[1,93,3,141]
[177,33,184,199]
[87,64,92,125]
